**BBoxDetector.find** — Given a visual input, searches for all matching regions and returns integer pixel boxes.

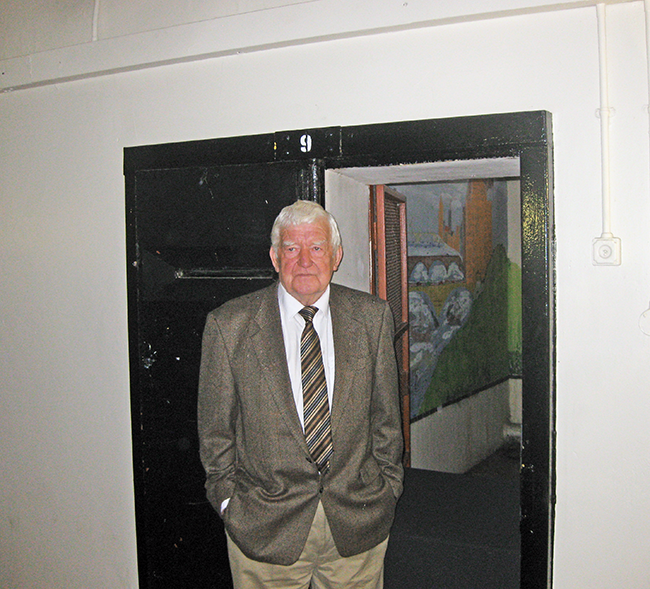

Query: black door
[126,157,315,588]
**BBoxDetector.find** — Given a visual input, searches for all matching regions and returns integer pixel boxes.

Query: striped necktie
[299,306,333,471]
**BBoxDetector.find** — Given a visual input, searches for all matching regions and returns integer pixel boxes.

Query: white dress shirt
[277,283,336,430]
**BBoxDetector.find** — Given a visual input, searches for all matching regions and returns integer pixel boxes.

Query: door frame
[370,185,410,466]
[125,110,555,588]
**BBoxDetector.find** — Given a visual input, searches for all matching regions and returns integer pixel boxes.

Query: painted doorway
[125,111,555,589]
[326,159,522,474]
[397,177,522,473]
[326,162,523,587]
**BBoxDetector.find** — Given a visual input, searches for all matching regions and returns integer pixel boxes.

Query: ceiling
[333,157,520,185]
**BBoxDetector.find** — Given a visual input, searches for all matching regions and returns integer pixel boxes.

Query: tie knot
[299,306,318,323]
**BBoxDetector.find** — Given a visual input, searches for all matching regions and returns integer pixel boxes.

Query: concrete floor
[466,439,521,479]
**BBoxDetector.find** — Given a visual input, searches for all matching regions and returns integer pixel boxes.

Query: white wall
[325,170,372,293]
[1,1,650,588]
[411,381,514,473]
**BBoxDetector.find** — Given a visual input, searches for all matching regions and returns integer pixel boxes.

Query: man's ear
[332,246,343,271]
[269,246,280,273]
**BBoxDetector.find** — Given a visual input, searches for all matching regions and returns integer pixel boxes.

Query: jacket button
[319,486,324,494]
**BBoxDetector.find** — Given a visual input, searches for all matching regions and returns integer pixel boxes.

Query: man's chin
[289,281,325,305]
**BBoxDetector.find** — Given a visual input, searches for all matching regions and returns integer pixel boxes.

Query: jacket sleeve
[371,301,404,500]
[197,310,238,516]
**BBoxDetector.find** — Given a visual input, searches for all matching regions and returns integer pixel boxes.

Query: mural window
[392,179,522,421]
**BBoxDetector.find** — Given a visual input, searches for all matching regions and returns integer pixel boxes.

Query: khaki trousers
[226,501,388,589]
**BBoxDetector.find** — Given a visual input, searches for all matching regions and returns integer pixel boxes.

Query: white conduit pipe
[640,0,650,335]
[592,4,621,266]
[646,0,650,111]
[92,0,100,42]
[597,3,613,237]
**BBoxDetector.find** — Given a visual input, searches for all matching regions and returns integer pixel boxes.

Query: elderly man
[198,200,403,589]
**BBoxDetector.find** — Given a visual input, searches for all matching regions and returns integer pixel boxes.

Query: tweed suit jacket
[198,281,404,565]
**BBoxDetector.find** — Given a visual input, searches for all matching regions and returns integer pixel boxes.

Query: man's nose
[297,249,312,266]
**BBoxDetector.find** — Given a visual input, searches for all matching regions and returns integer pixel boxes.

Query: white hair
[271,200,342,254]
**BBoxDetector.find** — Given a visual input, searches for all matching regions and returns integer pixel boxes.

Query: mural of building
[464,180,493,291]
[437,197,462,255]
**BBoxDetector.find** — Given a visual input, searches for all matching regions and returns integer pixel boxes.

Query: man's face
[270,220,343,307]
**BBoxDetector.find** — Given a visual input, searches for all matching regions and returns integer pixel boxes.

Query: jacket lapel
[329,286,365,432]
[249,284,309,451]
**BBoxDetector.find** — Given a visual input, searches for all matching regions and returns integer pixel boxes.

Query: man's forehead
[280,221,330,241]
[281,236,328,245]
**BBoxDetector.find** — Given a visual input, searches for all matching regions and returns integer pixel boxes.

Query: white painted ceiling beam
[0,0,635,92]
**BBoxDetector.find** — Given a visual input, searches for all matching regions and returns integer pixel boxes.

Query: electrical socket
[592,235,621,266]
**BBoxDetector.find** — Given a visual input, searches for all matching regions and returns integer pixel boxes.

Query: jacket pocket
[359,459,381,486]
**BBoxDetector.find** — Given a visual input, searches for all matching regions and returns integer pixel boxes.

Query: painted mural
[395,179,522,421]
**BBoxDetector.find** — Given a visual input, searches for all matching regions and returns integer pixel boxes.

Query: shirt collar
[278,282,331,320]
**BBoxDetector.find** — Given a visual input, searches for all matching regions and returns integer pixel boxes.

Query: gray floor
[385,456,521,589]
[466,439,521,479]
